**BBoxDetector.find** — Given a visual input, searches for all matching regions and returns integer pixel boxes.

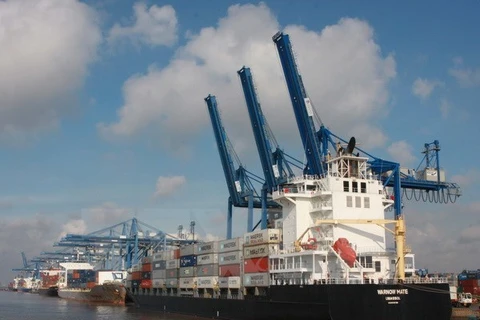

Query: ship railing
[270,262,312,270]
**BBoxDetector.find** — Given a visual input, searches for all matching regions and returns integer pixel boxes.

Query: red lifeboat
[333,238,356,268]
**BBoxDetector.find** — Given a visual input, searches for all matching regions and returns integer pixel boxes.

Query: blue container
[458,274,468,280]
[180,254,197,267]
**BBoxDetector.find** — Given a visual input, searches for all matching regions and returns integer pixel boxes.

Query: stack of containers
[165,250,180,289]
[131,263,142,290]
[140,256,153,289]
[243,229,281,287]
[218,237,243,290]
[179,244,197,290]
[152,252,166,289]
[66,269,96,289]
[195,241,219,290]
[458,270,479,295]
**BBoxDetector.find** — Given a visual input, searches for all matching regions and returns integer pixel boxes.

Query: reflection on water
[0,291,202,320]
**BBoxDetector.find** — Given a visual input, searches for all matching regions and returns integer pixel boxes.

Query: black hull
[134,283,452,320]
[38,287,58,297]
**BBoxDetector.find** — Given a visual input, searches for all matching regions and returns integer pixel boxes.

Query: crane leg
[227,198,233,239]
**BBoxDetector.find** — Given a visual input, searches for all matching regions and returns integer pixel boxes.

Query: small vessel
[57,262,128,305]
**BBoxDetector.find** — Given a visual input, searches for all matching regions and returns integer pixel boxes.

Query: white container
[218,251,243,266]
[218,237,243,253]
[132,265,140,272]
[153,252,163,261]
[228,276,241,289]
[244,229,281,246]
[152,279,165,288]
[180,266,195,277]
[152,270,166,279]
[126,280,132,287]
[197,276,219,289]
[165,278,178,288]
[197,253,218,266]
[218,277,229,288]
[180,244,195,256]
[179,277,197,289]
[243,273,269,287]
[195,241,219,255]
[244,244,279,259]
[166,259,179,269]
[152,261,166,270]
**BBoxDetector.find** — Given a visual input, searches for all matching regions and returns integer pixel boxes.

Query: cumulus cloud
[451,169,480,187]
[449,57,480,87]
[99,3,396,156]
[154,175,186,197]
[108,2,177,47]
[58,218,88,239]
[0,0,101,143]
[82,201,132,226]
[386,140,416,166]
[412,78,443,99]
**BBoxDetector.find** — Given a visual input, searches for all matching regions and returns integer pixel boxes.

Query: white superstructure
[269,152,414,284]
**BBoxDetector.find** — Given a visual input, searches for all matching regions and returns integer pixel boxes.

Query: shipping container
[140,279,152,289]
[244,257,269,273]
[244,229,281,246]
[244,244,279,259]
[131,280,141,288]
[165,278,178,288]
[228,276,242,289]
[142,263,152,272]
[197,276,219,289]
[179,277,197,289]
[142,256,153,264]
[219,237,243,253]
[197,253,218,266]
[219,264,241,277]
[153,252,163,261]
[166,269,179,278]
[152,270,166,279]
[166,259,179,269]
[180,244,195,257]
[152,279,165,288]
[173,249,180,259]
[179,266,196,277]
[141,271,151,279]
[243,273,270,287]
[195,264,219,277]
[218,251,242,266]
[126,280,132,288]
[153,260,166,270]
[131,271,142,280]
[218,277,229,288]
[195,241,219,255]
[180,255,197,267]
[132,265,140,272]
[458,274,468,281]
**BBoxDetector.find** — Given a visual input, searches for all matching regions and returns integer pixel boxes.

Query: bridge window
[352,181,358,192]
[346,196,352,207]
[355,196,361,208]
[364,197,370,208]
[343,181,349,192]
[375,261,381,272]
[361,182,367,193]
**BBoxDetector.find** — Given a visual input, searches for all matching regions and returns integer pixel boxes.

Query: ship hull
[134,283,452,320]
[58,283,126,305]
[38,286,58,297]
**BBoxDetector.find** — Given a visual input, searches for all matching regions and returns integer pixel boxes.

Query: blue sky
[0,0,479,283]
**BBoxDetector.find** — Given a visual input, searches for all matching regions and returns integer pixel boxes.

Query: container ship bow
[129,150,452,319]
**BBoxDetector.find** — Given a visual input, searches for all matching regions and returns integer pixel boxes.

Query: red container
[459,279,477,287]
[86,282,96,289]
[219,264,241,277]
[132,271,142,280]
[173,249,180,259]
[244,257,269,273]
[140,279,152,289]
[142,263,152,272]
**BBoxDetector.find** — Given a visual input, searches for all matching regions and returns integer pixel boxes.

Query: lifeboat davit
[333,238,356,268]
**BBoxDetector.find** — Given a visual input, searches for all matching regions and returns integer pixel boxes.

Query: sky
[0,0,479,284]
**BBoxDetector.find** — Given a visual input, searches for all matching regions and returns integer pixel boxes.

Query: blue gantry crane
[237,66,303,228]
[11,252,40,280]
[272,31,461,218]
[205,94,281,238]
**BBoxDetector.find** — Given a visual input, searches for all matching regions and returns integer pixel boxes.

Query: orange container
[140,279,152,289]
[173,249,180,259]
[86,282,96,289]
[142,263,152,272]
[132,271,142,280]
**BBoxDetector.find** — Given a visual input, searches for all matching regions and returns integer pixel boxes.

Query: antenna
[190,221,196,241]
[178,225,183,239]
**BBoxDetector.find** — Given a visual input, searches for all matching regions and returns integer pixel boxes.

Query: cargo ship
[57,262,129,305]
[38,268,61,297]
[127,149,453,319]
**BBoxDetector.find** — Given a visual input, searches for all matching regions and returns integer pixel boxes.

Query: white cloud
[451,169,480,187]
[0,0,101,143]
[412,78,443,100]
[99,3,396,155]
[108,2,177,47]
[154,175,186,198]
[386,140,416,166]
[82,201,132,226]
[59,218,88,239]
[448,57,480,87]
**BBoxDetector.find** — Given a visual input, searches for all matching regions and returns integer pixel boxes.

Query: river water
[0,291,201,320]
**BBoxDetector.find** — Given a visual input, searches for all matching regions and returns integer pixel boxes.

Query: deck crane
[272,31,461,218]
[237,66,303,229]
[205,94,281,238]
